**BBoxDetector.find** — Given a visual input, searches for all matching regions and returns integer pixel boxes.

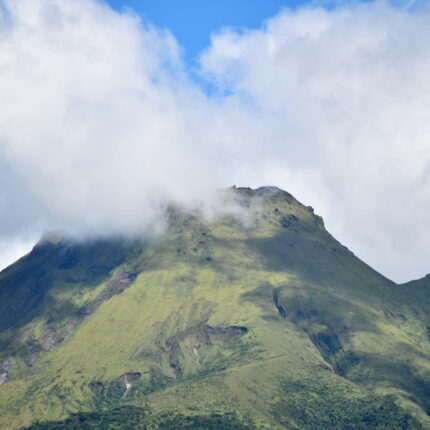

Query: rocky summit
[1,186,430,429]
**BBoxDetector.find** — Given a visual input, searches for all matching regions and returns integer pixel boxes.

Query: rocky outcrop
[0,359,11,386]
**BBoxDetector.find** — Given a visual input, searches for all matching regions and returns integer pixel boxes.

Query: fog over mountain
[1,0,430,282]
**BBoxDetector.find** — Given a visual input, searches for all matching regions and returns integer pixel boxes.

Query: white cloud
[0,237,36,273]
[201,1,430,282]
[0,0,429,281]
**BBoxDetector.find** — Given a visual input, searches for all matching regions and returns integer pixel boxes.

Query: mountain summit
[0,186,429,429]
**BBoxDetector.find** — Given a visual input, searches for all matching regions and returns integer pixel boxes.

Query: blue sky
[107,0,304,66]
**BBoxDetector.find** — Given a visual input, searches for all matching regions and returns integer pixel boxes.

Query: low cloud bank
[1,0,430,281]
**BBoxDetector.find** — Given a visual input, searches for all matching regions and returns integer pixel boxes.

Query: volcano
[0,187,429,429]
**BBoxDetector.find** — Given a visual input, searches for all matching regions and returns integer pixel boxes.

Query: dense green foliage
[1,186,430,429]
[26,408,256,430]
[26,407,151,430]
[273,378,421,429]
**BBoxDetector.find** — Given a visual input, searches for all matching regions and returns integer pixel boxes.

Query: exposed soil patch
[121,372,141,397]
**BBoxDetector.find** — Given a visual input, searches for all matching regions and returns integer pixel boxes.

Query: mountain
[1,186,430,429]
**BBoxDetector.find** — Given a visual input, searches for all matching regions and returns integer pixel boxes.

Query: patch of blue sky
[107,0,304,66]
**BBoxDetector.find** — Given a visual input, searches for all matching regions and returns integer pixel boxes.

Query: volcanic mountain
[1,186,430,429]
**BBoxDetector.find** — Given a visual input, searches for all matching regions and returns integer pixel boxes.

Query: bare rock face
[0,359,11,386]
[121,372,142,397]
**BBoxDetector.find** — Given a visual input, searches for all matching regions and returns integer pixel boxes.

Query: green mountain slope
[1,186,430,429]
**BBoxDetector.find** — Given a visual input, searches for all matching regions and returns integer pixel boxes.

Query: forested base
[23,394,421,430]
[24,407,257,430]
[272,378,422,430]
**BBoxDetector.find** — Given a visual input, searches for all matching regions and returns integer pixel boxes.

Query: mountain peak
[229,185,296,204]
[230,185,320,221]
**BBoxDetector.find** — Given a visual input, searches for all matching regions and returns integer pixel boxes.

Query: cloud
[0,236,37,272]
[200,0,430,282]
[0,0,429,281]
[0,0,265,235]
[0,0,207,234]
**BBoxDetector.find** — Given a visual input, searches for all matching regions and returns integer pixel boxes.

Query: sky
[107,0,301,67]
[0,0,430,282]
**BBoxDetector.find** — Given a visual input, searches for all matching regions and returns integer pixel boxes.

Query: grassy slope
[0,187,429,429]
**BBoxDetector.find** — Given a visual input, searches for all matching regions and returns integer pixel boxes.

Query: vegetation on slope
[26,407,257,430]
[0,186,429,429]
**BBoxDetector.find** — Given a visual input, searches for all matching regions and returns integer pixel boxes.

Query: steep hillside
[0,186,429,429]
